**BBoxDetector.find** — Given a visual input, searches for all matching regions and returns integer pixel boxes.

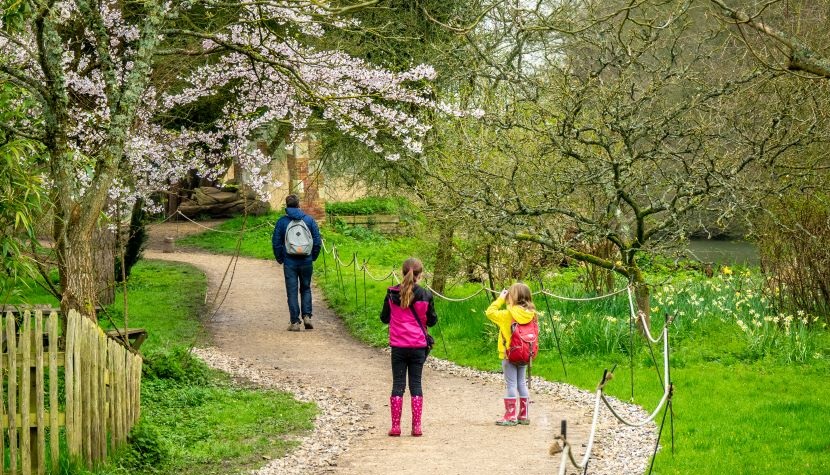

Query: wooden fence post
[21,311,31,475]
[65,311,76,460]
[48,313,59,470]
[35,311,45,475]
[98,332,107,462]
[7,313,18,473]
[1,313,6,475]
[82,318,91,467]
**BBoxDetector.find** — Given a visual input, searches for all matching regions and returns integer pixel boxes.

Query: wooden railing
[1,309,143,474]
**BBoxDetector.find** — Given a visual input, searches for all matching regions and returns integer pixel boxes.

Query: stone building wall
[252,134,367,218]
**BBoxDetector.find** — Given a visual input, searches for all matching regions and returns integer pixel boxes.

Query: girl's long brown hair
[400,258,424,308]
[508,283,536,312]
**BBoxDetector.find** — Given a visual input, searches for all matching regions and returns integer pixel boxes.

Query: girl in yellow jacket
[485,282,537,426]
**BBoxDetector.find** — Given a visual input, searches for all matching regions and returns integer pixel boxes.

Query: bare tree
[707,0,830,78]
[421,0,830,324]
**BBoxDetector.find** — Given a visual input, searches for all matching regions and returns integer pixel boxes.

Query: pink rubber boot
[495,398,518,426]
[411,396,424,436]
[388,396,403,436]
[518,397,530,425]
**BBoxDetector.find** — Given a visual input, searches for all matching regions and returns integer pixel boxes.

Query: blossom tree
[0,0,437,317]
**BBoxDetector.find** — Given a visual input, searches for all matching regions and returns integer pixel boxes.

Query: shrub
[143,347,211,384]
[120,421,169,470]
[331,220,387,241]
[756,194,830,322]
[325,197,402,216]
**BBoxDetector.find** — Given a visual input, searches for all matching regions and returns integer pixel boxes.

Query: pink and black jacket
[380,285,438,349]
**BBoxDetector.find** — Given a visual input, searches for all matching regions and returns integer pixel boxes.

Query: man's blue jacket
[272,207,322,265]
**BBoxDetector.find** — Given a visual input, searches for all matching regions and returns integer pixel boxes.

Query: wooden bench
[105,328,148,350]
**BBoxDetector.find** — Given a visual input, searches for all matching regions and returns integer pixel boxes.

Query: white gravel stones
[194,347,658,475]
[193,347,372,474]
[424,356,658,475]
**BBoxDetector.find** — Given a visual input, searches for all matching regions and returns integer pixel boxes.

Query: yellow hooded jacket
[485,297,536,360]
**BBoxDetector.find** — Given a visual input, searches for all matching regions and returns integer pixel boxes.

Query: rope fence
[172,210,274,233]
[320,239,676,474]
[555,321,674,474]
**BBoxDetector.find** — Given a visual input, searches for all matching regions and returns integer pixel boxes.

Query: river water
[686,239,759,266]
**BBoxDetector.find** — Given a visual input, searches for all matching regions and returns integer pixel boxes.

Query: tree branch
[709,0,830,78]
[0,121,44,141]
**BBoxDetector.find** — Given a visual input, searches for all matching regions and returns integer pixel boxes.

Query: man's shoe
[288,322,302,332]
[302,315,314,330]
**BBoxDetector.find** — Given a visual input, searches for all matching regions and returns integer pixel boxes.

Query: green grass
[101,261,208,353]
[133,377,315,475]
[176,213,278,260]
[4,260,316,475]
[180,217,830,474]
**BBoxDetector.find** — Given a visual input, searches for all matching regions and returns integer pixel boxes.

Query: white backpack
[285,219,313,256]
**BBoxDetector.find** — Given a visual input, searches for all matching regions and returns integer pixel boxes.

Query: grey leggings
[502,359,529,398]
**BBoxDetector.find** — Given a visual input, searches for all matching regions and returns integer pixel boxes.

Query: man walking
[272,194,322,331]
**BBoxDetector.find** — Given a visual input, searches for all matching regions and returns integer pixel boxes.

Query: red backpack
[503,315,539,365]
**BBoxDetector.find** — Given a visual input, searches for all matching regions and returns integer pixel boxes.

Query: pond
[685,239,759,266]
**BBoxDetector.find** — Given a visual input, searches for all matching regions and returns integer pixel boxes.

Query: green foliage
[120,422,170,470]
[0,139,45,300]
[325,196,405,216]
[0,80,46,305]
[0,84,47,303]
[0,0,34,31]
[331,221,386,241]
[143,347,211,385]
[755,193,830,321]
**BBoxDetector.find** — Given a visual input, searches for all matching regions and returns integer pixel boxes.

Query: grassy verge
[4,260,316,474]
[180,215,830,475]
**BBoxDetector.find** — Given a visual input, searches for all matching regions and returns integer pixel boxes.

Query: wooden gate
[1,309,142,473]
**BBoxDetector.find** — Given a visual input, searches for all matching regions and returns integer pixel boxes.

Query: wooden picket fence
[1,309,142,474]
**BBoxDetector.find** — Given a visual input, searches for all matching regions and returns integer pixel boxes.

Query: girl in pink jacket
[380,258,437,436]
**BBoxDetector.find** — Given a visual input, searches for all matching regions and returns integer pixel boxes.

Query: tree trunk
[93,224,116,306]
[431,226,455,294]
[166,184,181,218]
[58,227,98,319]
[633,269,651,332]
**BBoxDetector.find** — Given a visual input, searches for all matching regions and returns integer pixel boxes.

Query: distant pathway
[145,222,655,474]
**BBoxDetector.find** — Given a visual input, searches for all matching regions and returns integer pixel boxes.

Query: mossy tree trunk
[431,227,455,294]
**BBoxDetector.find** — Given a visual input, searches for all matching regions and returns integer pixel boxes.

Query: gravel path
[146,222,657,474]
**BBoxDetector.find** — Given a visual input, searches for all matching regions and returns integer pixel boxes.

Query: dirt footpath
[145,222,653,474]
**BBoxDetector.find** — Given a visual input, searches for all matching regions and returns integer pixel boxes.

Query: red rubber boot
[388,396,403,436]
[518,397,530,425]
[411,396,424,436]
[496,398,518,426]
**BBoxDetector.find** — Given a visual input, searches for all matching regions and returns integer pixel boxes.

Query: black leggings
[390,347,427,397]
